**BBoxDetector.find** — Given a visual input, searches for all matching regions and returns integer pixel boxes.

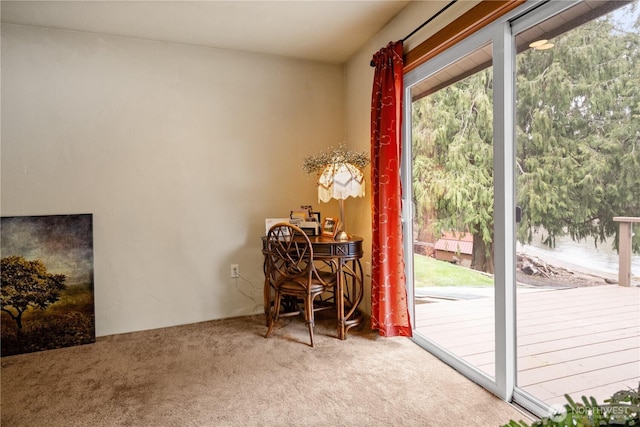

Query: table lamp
[317,162,365,240]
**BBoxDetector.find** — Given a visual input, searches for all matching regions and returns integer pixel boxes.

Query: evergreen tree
[413,7,640,272]
[413,69,495,272]
[516,11,640,252]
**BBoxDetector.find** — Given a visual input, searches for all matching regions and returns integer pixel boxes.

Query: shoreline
[516,252,640,288]
[516,242,640,282]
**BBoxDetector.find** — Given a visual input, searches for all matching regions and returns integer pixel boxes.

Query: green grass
[413,254,494,287]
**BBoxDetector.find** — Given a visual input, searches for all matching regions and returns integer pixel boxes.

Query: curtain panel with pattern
[370,41,412,337]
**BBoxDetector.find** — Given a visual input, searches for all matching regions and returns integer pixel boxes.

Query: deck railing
[613,216,640,287]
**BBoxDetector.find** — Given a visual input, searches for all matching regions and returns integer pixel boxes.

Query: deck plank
[414,285,640,405]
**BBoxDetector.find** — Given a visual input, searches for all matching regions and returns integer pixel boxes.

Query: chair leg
[265,292,282,339]
[305,295,314,347]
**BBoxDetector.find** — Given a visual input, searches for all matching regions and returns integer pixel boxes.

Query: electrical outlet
[230,264,239,278]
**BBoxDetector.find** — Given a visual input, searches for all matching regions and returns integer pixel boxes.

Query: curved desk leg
[263,258,272,327]
[264,277,271,326]
[336,259,364,340]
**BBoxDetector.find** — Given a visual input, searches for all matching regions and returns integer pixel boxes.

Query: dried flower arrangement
[301,144,370,175]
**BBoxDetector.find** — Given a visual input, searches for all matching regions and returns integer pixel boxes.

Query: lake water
[517,232,640,281]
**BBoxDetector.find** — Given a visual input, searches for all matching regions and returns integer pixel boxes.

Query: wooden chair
[264,223,337,347]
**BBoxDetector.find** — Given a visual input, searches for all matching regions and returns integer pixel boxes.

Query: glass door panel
[410,43,497,379]
[513,0,640,410]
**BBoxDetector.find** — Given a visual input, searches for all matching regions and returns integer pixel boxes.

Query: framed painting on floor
[1,214,96,356]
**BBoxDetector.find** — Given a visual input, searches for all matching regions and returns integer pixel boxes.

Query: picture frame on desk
[321,217,340,238]
[289,209,308,221]
[265,218,291,235]
[291,209,320,224]
[299,220,320,236]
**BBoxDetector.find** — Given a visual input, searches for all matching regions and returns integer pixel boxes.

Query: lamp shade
[317,162,365,203]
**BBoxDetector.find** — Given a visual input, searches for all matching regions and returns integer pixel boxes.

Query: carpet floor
[1,313,530,426]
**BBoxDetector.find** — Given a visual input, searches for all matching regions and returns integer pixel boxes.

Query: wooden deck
[414,285,640,405]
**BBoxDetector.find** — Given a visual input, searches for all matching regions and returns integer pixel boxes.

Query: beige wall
[1,24,344,336]
[1,1,478,336]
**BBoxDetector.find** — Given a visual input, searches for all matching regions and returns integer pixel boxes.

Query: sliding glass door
[403,0,638,417]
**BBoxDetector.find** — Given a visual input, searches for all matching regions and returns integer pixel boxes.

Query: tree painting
[412,5,640,273]
[1,214,95,356]
[1,256,67,330]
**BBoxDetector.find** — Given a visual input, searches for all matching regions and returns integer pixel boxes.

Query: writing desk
[262,235,364,340]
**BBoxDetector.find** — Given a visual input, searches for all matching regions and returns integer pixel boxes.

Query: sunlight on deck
[414,285,640,405]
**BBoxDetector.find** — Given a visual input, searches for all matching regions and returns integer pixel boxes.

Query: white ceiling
[0,0,420,64]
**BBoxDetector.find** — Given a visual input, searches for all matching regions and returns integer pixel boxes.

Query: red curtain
[370,41,412,337]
